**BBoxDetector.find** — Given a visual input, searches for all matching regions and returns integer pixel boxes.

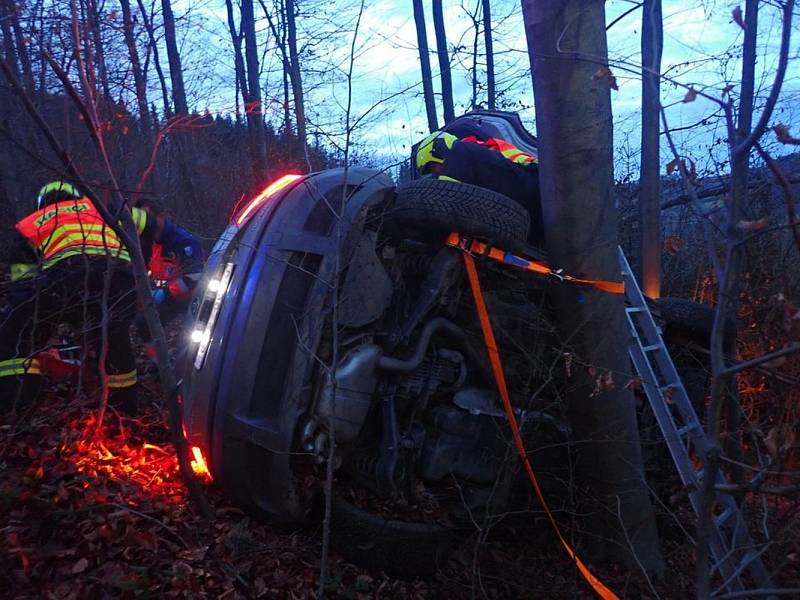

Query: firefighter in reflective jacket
[415,131,545,246]
[132,199,204,360]
[0,181,156,414]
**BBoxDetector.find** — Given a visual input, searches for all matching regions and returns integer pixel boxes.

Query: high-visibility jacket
[147,220,204,302]
[461,136,538,165]
[12,198,149,280]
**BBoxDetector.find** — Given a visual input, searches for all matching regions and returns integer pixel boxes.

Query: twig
[110,502,189,548]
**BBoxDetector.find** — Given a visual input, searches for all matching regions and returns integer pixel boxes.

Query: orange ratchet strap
[446,232,624,294]
[462,251,619,600]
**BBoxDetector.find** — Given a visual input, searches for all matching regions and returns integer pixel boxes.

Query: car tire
[330,494,462,578]
[389,179,530,253]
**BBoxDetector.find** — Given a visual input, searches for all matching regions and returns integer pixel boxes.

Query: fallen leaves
[665,236,683,255]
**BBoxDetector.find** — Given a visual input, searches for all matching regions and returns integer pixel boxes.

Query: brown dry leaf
[687,158,698,183]
[592,66,618,90]
[665,236,683,255]
[563,352,574,377]
[732,6,745,29]
[737,217,770,232]
[722,83,735,96]
[72,557,89,574]
[663,385,676,404]
[682,88,698,103]
[666,158,679,175]
[764,424,796,460]
[623,377,642,392]
[773,123,800,145]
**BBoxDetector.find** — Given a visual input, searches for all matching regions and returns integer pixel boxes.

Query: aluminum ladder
[619,248,772,595]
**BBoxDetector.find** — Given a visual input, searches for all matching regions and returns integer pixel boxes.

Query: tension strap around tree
[460,250,619,600]
[446,232,624,294]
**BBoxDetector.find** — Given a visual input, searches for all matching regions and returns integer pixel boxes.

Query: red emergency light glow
[234,174,303,226]
[190,445,212,480]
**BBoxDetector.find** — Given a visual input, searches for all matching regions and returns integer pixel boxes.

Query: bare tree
[226,0,248,122]
[286,0,307,145]
[638,0,662,298]
[136,0,171,116]
[522,0,664,577]
[241,0,269,175]
[693,1,795,597]
[412,0,438,132]
[432,0,454,124]
[481,0,495,110]
[161,0,188,114]
[120,0,153,140]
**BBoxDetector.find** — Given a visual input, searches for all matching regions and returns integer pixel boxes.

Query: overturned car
[179,112,710,576]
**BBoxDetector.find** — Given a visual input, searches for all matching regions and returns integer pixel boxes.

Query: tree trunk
[4,0,34,92]
[522,0,664,576]
[638,0,663,298]
[225,0,248,124]
[412,0,438,132]
[161,0,188,114]
[432,0,454,124]
[0,0,21,84]
[137,0,171,117]
[86,0,111,99]
[260,0,292,135]
[240,0,268,175]
[120,0,152,139]
[481,0,495,110]
[286,0,306,145]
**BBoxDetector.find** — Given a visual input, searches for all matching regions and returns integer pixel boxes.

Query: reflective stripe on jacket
[461,135,538,165]
[14,199,149,272]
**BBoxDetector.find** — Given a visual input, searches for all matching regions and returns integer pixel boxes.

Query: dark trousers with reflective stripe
[441,141,545,247]
[0,256,138,414]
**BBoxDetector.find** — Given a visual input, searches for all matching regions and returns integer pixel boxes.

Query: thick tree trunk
[638,0,663,298]
[432,0,454,124]
[240,0,268,175]
[412,0,438,132]
[137,0,171,117]
[161,0,188,114]
[120,0,152,139]
[522,0,664,576]
[481,0,495,110]
[286,0,306,145]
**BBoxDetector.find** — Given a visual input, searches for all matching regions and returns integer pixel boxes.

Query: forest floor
[0,329,790,598]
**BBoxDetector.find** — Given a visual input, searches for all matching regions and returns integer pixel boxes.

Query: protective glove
[151,288,167,305]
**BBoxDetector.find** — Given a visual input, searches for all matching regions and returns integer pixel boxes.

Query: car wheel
[330,493,463,578]
[389,179,530,253]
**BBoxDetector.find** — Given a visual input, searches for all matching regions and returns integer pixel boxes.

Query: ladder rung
[677,422,700,437]
[626,306,645,314]
[642,344,663,352]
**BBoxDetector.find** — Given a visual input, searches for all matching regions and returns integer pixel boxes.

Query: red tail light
[233,174,303,226]
[190,445,212,481]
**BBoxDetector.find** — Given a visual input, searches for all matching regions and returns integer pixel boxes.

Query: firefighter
[0,181,156,414]
[415,130,545,246]
[133,199,204,361]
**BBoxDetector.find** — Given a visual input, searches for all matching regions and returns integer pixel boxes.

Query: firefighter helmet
[415,131,458,172]
[36,181,82,210]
